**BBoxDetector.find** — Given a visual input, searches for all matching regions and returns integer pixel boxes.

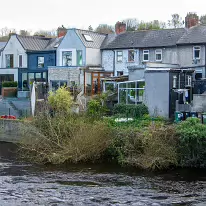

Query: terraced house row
[0,15,206,97]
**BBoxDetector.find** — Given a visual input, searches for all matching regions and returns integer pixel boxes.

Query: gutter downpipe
[112,50,115,76]
[205,44,206,78]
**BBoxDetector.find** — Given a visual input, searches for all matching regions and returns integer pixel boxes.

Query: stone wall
[48,67,81,87]
[0,120,23,143]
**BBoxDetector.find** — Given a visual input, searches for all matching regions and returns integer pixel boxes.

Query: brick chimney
[57,26,67,38]
[185,13,199,28]
[115,22,126,35]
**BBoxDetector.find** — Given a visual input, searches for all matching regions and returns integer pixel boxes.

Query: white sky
[1,0,206,33]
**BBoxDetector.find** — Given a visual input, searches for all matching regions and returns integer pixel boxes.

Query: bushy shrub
[48,86,73,113]
[106,122,178,170]
[177,118,206,168]
[87,99,107,118]
[2,81,18,88]
[19,113,113,164]
[113,104,149,118]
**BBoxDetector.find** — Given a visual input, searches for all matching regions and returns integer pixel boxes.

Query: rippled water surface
[0,143,206,205]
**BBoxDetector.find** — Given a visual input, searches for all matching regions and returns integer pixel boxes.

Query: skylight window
[83,34,93,42]
[54,43,59,48]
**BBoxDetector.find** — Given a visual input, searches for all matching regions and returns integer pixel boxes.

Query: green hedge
[177,118,206,168]
[113,104,149,118]
[2,81,18,88]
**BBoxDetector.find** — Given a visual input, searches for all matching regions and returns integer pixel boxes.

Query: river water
[0,143,206,206]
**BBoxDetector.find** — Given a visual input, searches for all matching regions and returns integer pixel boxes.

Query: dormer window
[193,46,201,60]
[83,34,93,42]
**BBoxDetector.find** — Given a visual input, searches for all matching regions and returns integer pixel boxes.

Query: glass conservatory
[117,80,145,104]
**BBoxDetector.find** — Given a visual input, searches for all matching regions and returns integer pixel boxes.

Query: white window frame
[18,54,23,68]
[143,50,149,62]
[117,51,123,62]
[173,75,177,88]
[37,56,45,68]
[62,51,72,66]
[186,75,192,87]
[193,46,201,60]
[155,49,162,62]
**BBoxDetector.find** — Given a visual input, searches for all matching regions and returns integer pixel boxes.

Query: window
[62,51,72,66]
[128,50,135,62]
[117,51,123,62]
[186,75,192,86]
[173,75,177,88]
[143,50,149,62]
[193,46,201,60]
[83,34,93,42]
[155,49,162,61]
[77,50,83,66]
[117,71,123,76]
[5,54,14,68]
[38,57,44,68]
[22,73,28,90]
[18,55,23,68]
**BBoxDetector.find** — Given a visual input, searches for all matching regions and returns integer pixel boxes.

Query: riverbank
[16,88,206,171]
[18,112,206,170]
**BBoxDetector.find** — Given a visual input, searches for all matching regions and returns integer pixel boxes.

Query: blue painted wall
[18,51,56,89]
[27,51,56,70]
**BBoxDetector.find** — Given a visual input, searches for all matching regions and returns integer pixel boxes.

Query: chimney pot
[57,26,67,38]
[115,21,126,35]
[185,13,199,28]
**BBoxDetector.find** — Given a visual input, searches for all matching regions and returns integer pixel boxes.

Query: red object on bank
[0,115,16,119]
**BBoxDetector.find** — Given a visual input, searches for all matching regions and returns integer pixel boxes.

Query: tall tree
[138,20,165,30]
[19,30,30,36]
[88,25,93,31]
[34,29,57,37]
[95,24,114,34]
[122,18,139,31]
[168,14,184,28]
[200,15,206,24]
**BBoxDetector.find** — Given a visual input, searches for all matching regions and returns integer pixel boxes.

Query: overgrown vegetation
[18,87,206,171]
[113,104,149,118]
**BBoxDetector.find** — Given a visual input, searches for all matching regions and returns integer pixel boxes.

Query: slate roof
[17,35,52,51]
[44,36,64,51]
[75,29,107,49]
[177,25,206,44]
[0,42,6,50]
[101,28,186,49]
[15,35,64,52]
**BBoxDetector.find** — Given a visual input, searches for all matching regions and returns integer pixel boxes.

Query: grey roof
[101,28,186,49]
[17,35,52,51]
[75,29,107,49]
[177,25,206,44]
[0,42,6,50]
[44,36,64,51]
[16,35,63,51]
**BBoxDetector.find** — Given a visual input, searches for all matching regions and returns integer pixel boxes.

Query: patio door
[91,72,101,95]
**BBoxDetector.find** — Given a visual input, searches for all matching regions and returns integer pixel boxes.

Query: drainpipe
[112,50,115,76]
[205,44,206,78]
